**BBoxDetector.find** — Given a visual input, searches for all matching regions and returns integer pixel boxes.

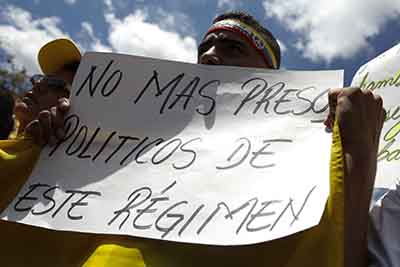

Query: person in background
[14,38,79,144]
[0,89,15,140]
[0,38,85,267]
[0,11,385,267]
[200,12,384,267]
[368,181,400,267]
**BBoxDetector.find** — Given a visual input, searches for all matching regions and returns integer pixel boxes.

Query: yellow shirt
[0,123,343,267]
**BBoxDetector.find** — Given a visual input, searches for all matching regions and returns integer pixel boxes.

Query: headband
[205,19,278,69]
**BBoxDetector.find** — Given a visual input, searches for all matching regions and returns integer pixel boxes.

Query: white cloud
[104,0,114,12]
[0,5,70,73]
[0,3,197,75]
[105,9,197,63]
[151,7,195,37]
[78,21,111,52]
[263,0,400,63]
[102,0,197,62]
[64,0,77,5]
[217,0,242,10]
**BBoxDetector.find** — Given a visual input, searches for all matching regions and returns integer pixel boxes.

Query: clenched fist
[326,87,385,267]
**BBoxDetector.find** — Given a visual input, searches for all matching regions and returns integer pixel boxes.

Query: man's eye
[230,44,242,52]
[198,43,210,55]
[226,43,243,54]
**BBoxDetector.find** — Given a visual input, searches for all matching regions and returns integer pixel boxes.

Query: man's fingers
[57,97,70,113]
[382,108,387,123]
[51,106,65,139]
[32,82,49,95]
[325,87,358,130]
[338,87,363,97]
[376,106,386,144]
[373,93,383,109]
[24,106,68,146]
[38,111,52,145]
[379,96,384,119]
[328,88,342,114]
[25,120,43,146]
[369,94,384,144]
[324,88,342,130]
[52,97,70,139]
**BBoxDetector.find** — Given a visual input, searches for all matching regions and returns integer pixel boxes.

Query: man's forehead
[202,18,278,69]
[203,29,245,41]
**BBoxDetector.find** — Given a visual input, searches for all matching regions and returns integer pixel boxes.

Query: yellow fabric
[83,244,146,267]
[327,120,345,265]
[0,148,16,160]
[8,117,19,140]
[0,137,41,211]
[0,121,344,267]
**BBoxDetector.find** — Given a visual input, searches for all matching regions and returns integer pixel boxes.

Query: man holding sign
[351,42,400,267]
[0,11,385,267]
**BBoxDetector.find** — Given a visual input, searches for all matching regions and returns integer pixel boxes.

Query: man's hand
[327,87,385,267]
[329,87,385,177]
[25,97,70,146]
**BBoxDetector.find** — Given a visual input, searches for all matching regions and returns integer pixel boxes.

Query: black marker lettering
[216,137,251,170]
[75,60,114,97]
[31,186,58,215]
[135,137,164,164]
[196,80,218,116]
[101,70,122,97]
[77,127,101,159]
[151,138,181,165]
[168,77,200,110]
[65,126,88,156]
[173,137,202,170]
[105,136,138,163]
[246,200,281,232]
[273,89,297,115]
[178,204,205,236]
[108,187,152,230]
[14,183,49,212]
[133,196,169,230]
[48,114,80,157]
[197,202,232,234]
[66,190,101,220]
[234,78,268,115]
[52,191,76,218]
[155,201,188,238]
[92,131,117,161]
[250,139,292,169]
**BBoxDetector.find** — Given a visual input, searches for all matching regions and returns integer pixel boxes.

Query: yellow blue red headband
[205,19,278,69]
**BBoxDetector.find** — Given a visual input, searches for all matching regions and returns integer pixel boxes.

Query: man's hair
[212,11,281,69]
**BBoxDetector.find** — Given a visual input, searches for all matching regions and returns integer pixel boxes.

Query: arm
[328,87,385,267]
[0,75,71,210]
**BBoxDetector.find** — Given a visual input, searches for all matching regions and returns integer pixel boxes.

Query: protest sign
[352,43,400,189]
[1,52,343,245]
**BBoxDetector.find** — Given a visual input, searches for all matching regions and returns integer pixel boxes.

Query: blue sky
[1,0,400,85]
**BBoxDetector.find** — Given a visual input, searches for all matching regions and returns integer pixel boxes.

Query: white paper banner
[1,52,343,245]
[352,43,400,189]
